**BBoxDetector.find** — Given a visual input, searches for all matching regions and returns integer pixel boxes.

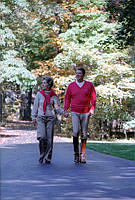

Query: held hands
[33,119,37,127]
[64,111,69,118]
[88,111,94,116]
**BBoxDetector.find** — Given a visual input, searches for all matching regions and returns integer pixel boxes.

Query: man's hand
[88,112,93,117]
[64,111,69,118]
[33,119,37,127]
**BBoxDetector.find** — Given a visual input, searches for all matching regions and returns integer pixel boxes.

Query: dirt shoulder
[0,120,72,145]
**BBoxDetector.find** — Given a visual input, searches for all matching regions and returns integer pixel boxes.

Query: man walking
[64,65,96,163]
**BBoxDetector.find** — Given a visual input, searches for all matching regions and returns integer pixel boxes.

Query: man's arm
[64,85,71,112]
[89,83,96,115]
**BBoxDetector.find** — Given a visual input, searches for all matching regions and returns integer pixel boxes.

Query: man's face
[76,69,84,82]
[41,80,50,90]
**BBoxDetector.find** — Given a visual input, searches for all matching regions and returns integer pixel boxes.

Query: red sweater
[64,81,96,114]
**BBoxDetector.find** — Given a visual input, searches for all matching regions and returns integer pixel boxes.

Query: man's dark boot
[80,139,87,164]
[39,139,45,164]
[73,136,79,163]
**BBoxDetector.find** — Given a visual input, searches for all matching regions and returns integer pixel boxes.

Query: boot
[39,139,45,164]
[73,136,79,163]
[80,139,87,164]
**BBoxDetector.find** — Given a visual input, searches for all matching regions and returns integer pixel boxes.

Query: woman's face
[42,80,50,91]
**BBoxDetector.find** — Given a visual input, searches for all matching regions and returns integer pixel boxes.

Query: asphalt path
[1,142,135,200]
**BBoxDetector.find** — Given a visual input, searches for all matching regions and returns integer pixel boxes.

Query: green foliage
[1,0,73,72]
[72,0,105,8]
[105,0,135,47]
[0,0,134,138]
[0,1,37,89]
[0,50,37,90]
[123,119,135,131]
[53,4,119,68]
[53,0,134,137]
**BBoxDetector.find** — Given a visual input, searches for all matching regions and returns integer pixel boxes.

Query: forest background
[0,0,135,140]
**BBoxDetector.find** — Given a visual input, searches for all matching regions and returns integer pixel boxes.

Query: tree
[52,0,134,138]
[0,0,134,138]
[105,0,135,47]
[105,0,135,134]
[0,2,37,121]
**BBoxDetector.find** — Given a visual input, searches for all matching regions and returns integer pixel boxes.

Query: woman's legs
[37,116,55,163]
[37,116,47,163]
[44,116,55,162]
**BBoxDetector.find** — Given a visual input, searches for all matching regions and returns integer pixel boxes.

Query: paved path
[1,141,135,200]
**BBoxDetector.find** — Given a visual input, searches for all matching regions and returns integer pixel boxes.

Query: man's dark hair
[77,67,85,76]
[43,76,54,89]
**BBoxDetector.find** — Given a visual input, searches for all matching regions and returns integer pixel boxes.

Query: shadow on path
[1,143,135,200]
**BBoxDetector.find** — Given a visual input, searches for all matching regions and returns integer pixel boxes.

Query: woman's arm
[32,92,39,121]
[53,96,69,117]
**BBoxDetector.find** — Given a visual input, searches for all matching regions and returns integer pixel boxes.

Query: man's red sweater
[64,81,96,114]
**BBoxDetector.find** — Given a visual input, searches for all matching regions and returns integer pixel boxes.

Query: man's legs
[80,113,90,163]
[71,113,80,163]
[73,136,79,163]
[80,139,87,163]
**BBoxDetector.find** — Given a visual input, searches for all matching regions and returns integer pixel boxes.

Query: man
[64,65,96,163]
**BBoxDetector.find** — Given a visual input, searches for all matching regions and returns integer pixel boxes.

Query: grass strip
[86,142,135,161]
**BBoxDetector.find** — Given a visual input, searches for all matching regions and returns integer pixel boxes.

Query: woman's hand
[64,111,69,118]
[33,119,37,127]
[88,111,94,117]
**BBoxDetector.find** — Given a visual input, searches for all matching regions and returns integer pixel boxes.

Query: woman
[32,76,68,164]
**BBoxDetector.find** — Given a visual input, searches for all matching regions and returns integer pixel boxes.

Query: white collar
[76,80,85,87]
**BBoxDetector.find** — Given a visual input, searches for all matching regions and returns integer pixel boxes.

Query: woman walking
[32,76,68,164]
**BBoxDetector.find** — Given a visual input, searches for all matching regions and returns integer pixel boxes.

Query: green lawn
[86,142,135,161]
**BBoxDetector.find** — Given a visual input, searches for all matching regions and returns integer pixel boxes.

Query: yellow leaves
[55,37,63,48]
[49,17,56,22]
[40,46,46,51]
[41,26,48,30]
[63,13,71,20]
[61,0,75,9]
[27,13,37,18]
[48,31,57,37]
[87,6,101,13]
[33,58,73,79]
[46,34,63,48]
[70,5,102,15]
[46,39,56,45]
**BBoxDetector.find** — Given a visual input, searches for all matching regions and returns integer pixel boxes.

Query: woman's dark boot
[80,139,87,164]
[73,136,79,163]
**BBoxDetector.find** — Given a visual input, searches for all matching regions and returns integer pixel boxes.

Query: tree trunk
[24,88,32,120]
[20,89,32,121]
